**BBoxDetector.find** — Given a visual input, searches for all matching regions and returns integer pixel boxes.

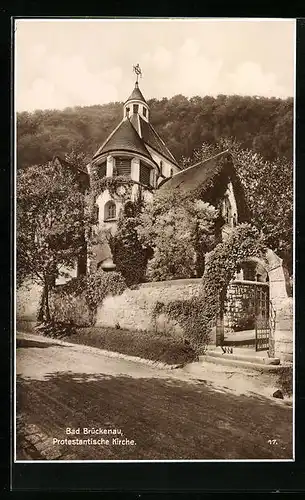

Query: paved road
[16,334,293,461]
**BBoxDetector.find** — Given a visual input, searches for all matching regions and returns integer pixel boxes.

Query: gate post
[216,288,225,347]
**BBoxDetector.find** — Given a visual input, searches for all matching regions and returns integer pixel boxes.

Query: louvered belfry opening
[140,161,151,186]
[115,157,132,177]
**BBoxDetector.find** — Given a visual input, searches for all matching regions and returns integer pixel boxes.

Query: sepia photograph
[14,18,294,462]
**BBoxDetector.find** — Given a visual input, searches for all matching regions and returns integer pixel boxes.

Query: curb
[16,332,182,371]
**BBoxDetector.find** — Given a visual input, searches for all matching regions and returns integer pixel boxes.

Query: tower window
[170,168,174,177]
[133,104,139,114]
[98,161,106,179]
[115,157,131,177]
[143,107,147,117]
[104,201,116,221]
[126,107,130,117]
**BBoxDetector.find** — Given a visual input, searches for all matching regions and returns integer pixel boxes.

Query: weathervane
[133,63,142,84]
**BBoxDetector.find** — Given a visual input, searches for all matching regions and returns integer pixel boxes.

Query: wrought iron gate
[216,280,271,351]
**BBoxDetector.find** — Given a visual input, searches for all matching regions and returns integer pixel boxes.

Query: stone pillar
[266,249,288,310]
[106,155,114,177]
[273,298,293,362]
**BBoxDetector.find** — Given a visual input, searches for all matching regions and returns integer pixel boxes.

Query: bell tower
[123,64,149,122]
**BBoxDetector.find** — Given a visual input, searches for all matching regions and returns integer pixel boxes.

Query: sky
[15,19,295,112]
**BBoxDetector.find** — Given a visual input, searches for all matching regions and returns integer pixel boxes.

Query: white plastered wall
[146,146,179,179]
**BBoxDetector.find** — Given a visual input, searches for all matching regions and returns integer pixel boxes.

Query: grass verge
[63,326,198,366]
[276,365,293,397]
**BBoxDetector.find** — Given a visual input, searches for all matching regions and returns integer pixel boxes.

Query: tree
[136,190,217,281]
[16,159,89,321]
[183,138,293,274]
[17,94,293,171]
[110,199,150,286]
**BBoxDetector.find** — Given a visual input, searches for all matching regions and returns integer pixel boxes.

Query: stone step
[203,349,280,365]
[199,351,281,371]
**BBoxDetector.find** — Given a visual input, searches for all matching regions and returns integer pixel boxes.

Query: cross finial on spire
[133,63,142,84]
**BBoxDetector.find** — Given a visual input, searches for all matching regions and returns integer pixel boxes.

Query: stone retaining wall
[16,282,43,322]
[95,278,202,333]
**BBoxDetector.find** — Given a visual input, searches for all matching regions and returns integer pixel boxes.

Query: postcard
[14,17,294,468]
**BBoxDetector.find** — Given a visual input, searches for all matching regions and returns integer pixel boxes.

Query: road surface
[15,334,293,461]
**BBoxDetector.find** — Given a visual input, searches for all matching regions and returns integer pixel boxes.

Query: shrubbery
[62,326,198,366]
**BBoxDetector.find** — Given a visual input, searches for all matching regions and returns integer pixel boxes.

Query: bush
[49,277,93,327]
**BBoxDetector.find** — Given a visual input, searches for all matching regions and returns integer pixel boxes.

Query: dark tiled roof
[93,118,152,161]
[138,116,179,167]
[159,150,249,221]
[130,113,141,135]
[159,151,232,192]
[125,83,146,103]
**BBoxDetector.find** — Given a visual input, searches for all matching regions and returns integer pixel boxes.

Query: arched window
[170,167,174,177]
[104,200,116,221]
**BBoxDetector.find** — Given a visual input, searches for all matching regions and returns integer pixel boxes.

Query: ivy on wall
[49,270,127,327]
[152,223,266,348]
[90,163,134,201]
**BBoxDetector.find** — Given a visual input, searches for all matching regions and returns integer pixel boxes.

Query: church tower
[124,81,150,122]
[88,65,180,271]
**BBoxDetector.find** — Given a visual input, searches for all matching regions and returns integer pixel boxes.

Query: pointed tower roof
[138,115,179,166]
[93,118,151,160]
[125,82,147,104]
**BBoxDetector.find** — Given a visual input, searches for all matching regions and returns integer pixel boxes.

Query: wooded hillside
[17,94,293,169]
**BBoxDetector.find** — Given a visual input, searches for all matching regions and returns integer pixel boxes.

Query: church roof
[92,118,152,161]
[159,151,232,192]
[125,83,147,103]
[138,116,179,167]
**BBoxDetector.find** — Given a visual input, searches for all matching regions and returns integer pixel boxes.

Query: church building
[88,74,181,271]
[90,79,180,234]
[58,68,247,275]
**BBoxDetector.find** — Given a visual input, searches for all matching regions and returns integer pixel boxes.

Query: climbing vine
[152,224,267,348]
[90,163,133,201]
